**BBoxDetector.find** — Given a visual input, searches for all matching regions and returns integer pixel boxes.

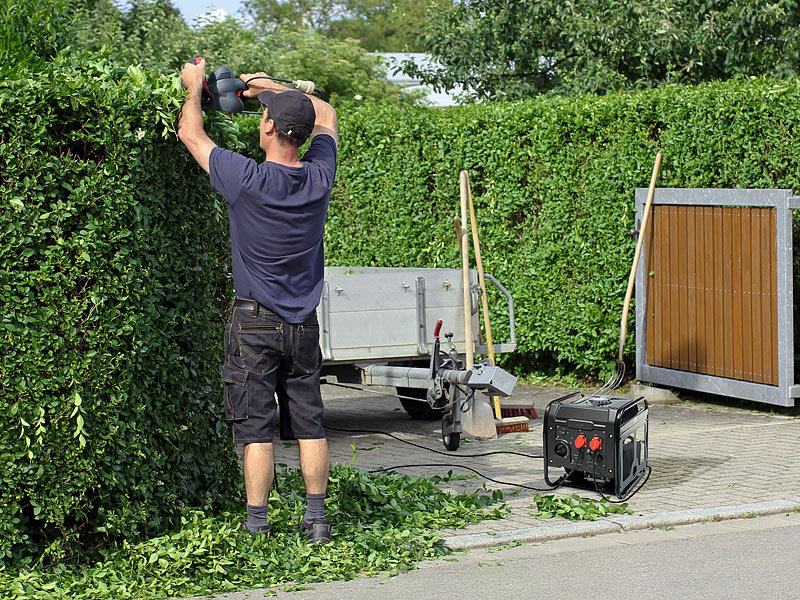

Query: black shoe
[239,521,271,536]
[298,518,331,545]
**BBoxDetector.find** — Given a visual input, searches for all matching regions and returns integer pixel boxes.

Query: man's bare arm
[239,73,338,148]
[178,58,217,173]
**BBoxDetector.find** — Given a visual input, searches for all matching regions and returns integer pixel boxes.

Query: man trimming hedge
[177,58,338,544]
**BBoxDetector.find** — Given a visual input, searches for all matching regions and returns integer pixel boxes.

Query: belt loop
[252,300,259,318]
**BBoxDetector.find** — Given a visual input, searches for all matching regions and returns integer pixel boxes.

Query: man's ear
[262,118,276,134]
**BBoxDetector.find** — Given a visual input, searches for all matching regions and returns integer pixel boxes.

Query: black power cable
[325,423,650,501]
[368,463,574,493]
[324,424,544,460]
[324,424,574,493]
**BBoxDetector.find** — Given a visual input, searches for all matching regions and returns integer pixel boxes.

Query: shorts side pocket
[293,325,322,374]
[221,364,249,421]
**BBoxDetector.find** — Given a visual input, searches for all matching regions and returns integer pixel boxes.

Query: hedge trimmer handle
[244,75,323,96]
[186,57,212,99]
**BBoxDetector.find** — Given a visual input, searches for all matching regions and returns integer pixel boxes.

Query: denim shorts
[220,297,325,444]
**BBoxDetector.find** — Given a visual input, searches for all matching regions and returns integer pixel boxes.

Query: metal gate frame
[634,188,800,407]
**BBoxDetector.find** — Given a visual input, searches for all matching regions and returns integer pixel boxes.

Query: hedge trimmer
[187,57,322,114]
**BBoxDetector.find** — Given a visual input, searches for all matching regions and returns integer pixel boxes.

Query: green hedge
[0,54,248,562]
[328,78,800,373]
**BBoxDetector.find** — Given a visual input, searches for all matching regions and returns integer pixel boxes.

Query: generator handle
[480,273,516,355]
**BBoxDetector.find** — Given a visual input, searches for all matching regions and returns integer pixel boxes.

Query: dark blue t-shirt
[209,134,337,323]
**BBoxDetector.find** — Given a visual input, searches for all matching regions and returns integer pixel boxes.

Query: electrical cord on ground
[324,424,544,461]
[368,462,574,493]
[324,424,580,493]
[322,383,651,500]
[327,423,650,501]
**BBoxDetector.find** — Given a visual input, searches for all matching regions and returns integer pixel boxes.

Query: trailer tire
[397,387,444,420]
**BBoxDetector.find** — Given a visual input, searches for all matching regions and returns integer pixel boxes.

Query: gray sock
[246,503,269,531]
[304,493,327,523]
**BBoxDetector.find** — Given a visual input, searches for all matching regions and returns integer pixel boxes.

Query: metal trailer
[316,266,518,450]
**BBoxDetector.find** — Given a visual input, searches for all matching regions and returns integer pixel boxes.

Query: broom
[461,171,532,433]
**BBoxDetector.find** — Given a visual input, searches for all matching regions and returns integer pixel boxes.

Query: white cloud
[194,8,229,26]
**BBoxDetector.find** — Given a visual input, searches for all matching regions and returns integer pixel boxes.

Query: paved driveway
[270,383,800,541]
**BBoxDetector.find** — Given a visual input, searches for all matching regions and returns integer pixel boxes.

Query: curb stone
[443,496,800,550]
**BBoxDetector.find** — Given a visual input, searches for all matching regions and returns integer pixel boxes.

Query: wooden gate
[635,189,798,406]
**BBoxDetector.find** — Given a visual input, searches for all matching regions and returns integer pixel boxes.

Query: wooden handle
[459,171,474,369]
[618,152,662,361]
[465,172,502,419]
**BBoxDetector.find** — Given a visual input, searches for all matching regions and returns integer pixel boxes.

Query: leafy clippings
[532,493,633,521]
[0,464,506,599]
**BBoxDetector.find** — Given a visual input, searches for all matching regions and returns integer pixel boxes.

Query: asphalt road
[205,512,800,600]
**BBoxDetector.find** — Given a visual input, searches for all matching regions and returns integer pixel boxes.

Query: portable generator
[543,392,649,498]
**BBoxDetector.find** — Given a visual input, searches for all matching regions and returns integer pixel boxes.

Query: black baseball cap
[257,90,315,143]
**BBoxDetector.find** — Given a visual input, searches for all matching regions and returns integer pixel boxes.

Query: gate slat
[741,208,753,383]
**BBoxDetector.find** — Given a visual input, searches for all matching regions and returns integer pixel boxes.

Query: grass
[1,465,506,600]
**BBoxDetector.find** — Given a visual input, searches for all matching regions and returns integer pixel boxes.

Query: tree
[70,0,410,106]
[241,0,339,31]
[270,30,409,105]
[406,0,800,100]
[243,0,447,51]
[325,0,449,52]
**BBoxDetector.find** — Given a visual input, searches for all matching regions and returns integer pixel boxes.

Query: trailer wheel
[397,387,444,420]
[441,415,460,451]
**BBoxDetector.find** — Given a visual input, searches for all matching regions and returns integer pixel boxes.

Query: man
[178,58,338,544]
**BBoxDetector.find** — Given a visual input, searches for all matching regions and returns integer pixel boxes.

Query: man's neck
[264,145,301,167]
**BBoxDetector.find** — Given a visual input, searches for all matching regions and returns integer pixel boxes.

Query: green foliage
[409,0,800,100]
[533,493,632,521]
[71,1,409,106]
[0,53,247,564]
[0,0,73,70]
[72,0,195,71]
[244,0,449,52]
[326,0,448,52]
[0,465,505,599]
[328,77,800,374]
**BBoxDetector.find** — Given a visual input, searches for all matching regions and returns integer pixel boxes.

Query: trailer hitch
[359,320,517,451]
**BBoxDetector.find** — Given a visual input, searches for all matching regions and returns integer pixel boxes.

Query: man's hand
[181,58,207,92]
[178,57,216,173]
[239,73,286,98]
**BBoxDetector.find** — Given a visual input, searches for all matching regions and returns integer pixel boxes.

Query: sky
[171,0,246,24]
